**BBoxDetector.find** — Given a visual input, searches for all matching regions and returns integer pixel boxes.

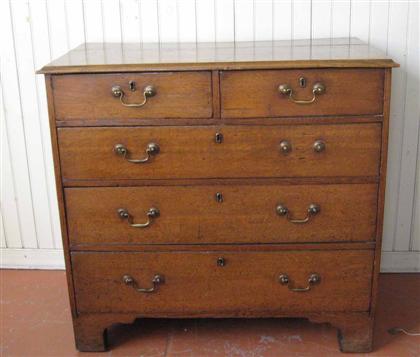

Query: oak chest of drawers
[39,39,398,353]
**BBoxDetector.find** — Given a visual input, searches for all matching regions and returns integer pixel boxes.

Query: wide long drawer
[221,69,384,118]
[72,250,374,314]
[58,123,381,181]
[52,72,213,120]
[66,183,377,246]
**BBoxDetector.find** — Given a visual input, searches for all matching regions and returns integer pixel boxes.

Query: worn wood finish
[37,39,398,75]
[39,39,397,353]
[44,75,77,317]
[221,69,384,118]
[69,242,376,252]
[309,313,374,353]
[370,68,393,316]
[58,123,381,181]
[52,72,212,120]
[72,250,373,314]
[55,115,384,128]
[66,183,377,246]
[73,311,373,353]
[63,176,379,188]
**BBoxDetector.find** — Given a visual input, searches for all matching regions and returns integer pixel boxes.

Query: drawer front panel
[52,72,213,120]
[66,184,377,246]
[72,250,373,314]
[220,69,384,118]
[58,123,381,180]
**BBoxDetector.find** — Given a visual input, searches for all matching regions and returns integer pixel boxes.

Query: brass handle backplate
[276,203,320,224]
[111,84,156,107]
[114,143,159,163]
[278,82,325,104]
[278,273,321,292]
[118,207,160,228]
[122,274,164,293]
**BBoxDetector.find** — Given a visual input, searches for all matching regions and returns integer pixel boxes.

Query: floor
[1,271,419,357]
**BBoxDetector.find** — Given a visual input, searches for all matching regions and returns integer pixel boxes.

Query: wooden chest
[39,39,398,353]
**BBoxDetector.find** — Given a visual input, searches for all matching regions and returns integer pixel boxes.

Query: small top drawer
[52,72,213,120]
[220,69,384,118]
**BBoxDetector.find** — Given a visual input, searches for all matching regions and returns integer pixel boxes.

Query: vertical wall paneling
[0,87,5,247]
[369,0,390,48]
[0,77,22,248]
[272,0,292,40]
[158,0,179,43]
[177,0,197,42]
[311,0,332,40]
[139,0,159,43]
[46,0,69,60]
[0,208,6,248]
[412,128,420,251]
[10,1,55,249]
[254,0,273,41]
[28,0,62,249]
[382,1,410,252]
[101,0,122,43]
[349,0,370,43]
[234,0,253,42]
[195,0,216,43]
[1,0,38,249]
[0,0,418,270]
[63,0,85,50]
[120,0,142,43]
[291,0,311,40]
[331,0,351,40]
[395,1,419,252]
[214,0,234,42]
[82,0,104,43]
[16,1,51,249]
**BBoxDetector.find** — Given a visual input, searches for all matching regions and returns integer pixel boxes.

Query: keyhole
[299,77,307,88]
[215,132,223,144]
[215,192,223,203]
[129,80,136,91]
[217,257,226,267]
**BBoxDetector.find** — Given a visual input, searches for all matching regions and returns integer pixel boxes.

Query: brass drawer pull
[276,203,320,224]
[313,139,326,153]
[111,84,156,107]
[117,207,160,228]
[114,142,159,163]
[279,140,292,154]
[278,82,325,104]
[122,274,164,293]
[278,273,321,292]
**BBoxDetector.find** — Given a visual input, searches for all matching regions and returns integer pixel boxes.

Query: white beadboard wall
[0,0,419,271]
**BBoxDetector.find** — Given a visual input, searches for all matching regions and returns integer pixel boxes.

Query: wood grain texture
[71,250,374,314]
[54,115,384,129]
[370,69,392,316]
[37,39,398,74]
[4,0,417,275]
[309,312,374,353]
[58,123,382,181]
[221,69,384,118]
[36,36,398,353]
[44,76,77,319]
[65,183,378,246]
[62,176,379,188]
[52,72,212,120]
[69,242,376,253]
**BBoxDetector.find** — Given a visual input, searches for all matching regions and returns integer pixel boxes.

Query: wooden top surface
[38,38,398,74]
